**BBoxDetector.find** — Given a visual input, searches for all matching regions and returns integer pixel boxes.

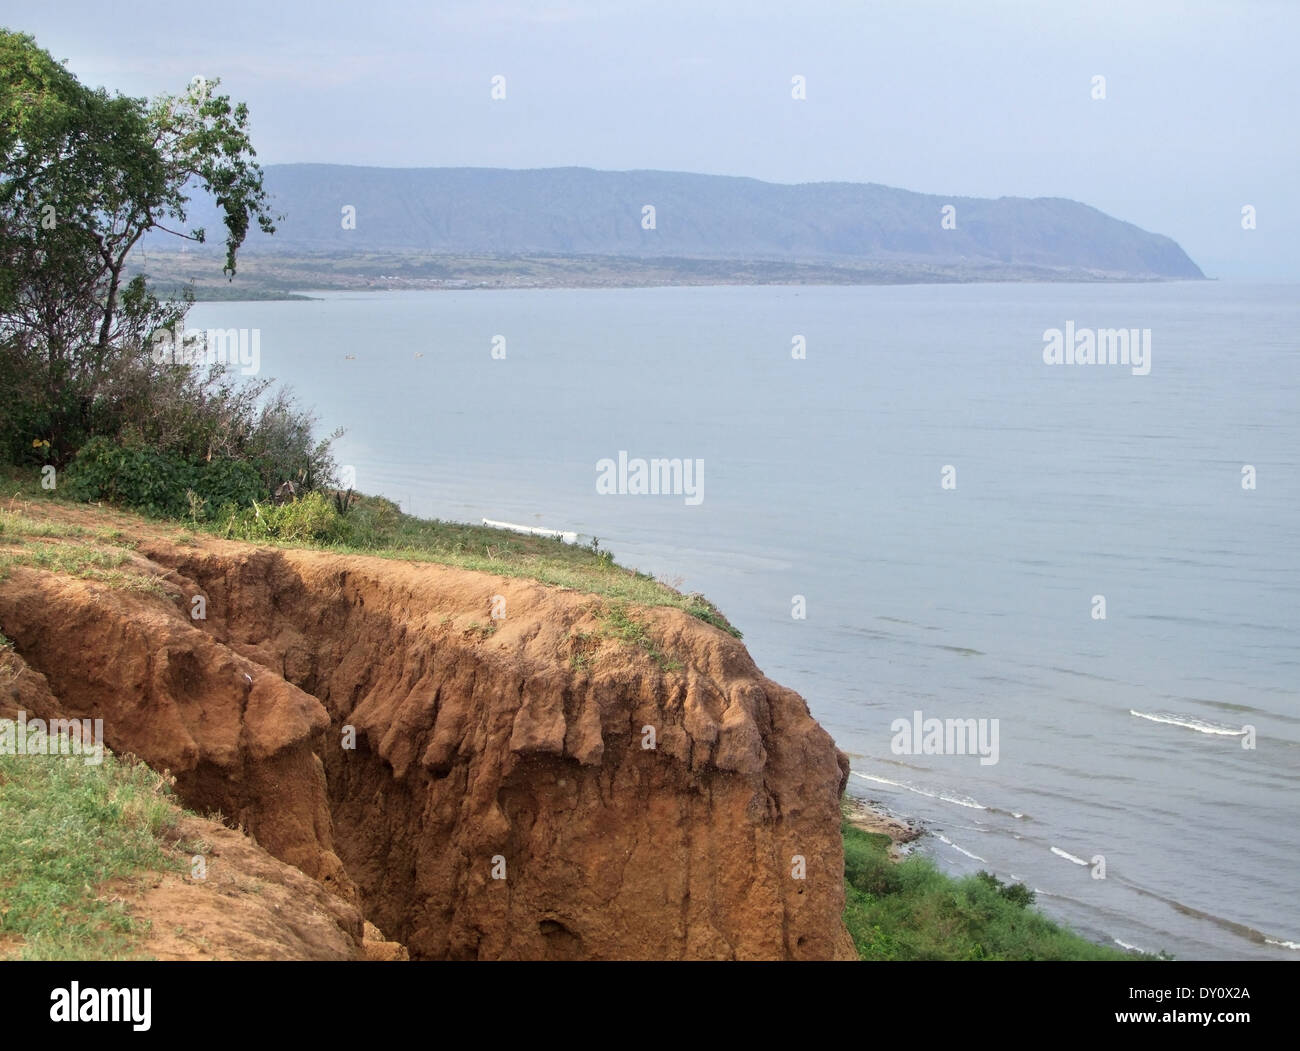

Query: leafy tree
[0,30,277,465]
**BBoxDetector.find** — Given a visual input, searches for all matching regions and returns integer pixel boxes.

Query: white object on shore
[481,518,578,544]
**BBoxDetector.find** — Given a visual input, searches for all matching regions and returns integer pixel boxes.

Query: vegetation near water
[841,815,1149,960]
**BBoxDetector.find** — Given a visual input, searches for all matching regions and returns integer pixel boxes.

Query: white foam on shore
[1130,710,1246,736]
[1051,846,1089,866]
[851,771,987,810]
[934,832,986,863]
[1114,938,1151,954]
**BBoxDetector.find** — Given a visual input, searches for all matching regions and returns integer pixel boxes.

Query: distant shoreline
[138,249,1205,302]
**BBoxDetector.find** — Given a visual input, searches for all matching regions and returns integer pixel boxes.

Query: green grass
[0,495,159,595]
[1,540,125,571]
[0,738,187,960]
[840,816,1153,960]
[461,620,498,640]
[561,603,684,673]
[317,496,740,636]
[568,630,597,672]
[0,511,127,548]
[594,602,682,671]
[0,511,85,540]
[205,487,741,636]
[0,543,163,593]
[0,462,740,635]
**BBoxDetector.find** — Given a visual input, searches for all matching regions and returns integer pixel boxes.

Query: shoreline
[842,794,923,860]
[136,249,1201,302]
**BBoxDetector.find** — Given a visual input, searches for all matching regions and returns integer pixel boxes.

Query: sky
[7,0,1298,278]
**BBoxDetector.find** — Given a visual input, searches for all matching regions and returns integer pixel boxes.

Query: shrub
[192,456,263,511]
[976,870,1036,907]
[66,438,196,518]
[843,827,902,896]
[66,437,266,518]
[218,490,347,545]
[244,387,341,494]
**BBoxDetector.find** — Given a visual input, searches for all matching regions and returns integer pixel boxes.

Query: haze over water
[191,280,1300,959]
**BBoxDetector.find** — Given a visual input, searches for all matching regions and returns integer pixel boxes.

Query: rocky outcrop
[0,524,855,960]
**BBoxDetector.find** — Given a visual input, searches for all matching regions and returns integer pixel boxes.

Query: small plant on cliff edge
[219,491,347,545]
[462,620,497,641]
[568,629,597,672]
[587,536,614,568]
[596,603,681,672]
[682,592,741,638]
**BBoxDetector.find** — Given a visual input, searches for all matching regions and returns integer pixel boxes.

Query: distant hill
[147,164,1205,281]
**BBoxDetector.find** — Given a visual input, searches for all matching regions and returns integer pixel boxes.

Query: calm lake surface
[191,282,1299,960]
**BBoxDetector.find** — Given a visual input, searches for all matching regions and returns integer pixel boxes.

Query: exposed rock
[361,921,409,961]
[0,515,855,960]
[133,816,365,961]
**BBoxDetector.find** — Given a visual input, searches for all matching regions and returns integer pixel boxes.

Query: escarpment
[0,525,855,960]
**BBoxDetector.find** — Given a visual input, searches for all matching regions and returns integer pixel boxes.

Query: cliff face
[0,522,855,960]
[0,644,395,961]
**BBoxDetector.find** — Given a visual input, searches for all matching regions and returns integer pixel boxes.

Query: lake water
[190,282,1299,960]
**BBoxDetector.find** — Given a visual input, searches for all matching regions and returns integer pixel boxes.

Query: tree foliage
[0,30,335,498]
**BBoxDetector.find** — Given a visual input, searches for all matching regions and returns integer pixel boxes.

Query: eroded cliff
[0,512,855,960]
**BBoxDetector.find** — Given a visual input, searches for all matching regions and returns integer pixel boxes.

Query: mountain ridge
[153,163,1204,281]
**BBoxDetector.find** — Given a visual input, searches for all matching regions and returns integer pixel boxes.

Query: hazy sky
[8,0,1298,278]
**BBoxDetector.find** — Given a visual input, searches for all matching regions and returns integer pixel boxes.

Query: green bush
[218,490,347,545]
[66,438,193,517]
[66,437,265,518]
[976,869,1037,907]
[843,828,902,896]
[192,456,263,511]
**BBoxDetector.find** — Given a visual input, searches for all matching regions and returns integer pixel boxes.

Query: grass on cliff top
[0,506,163,595]
[0,738,189,960]
[841,816,1151,961]
[319,494,739,635]
[0,463,740,636]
